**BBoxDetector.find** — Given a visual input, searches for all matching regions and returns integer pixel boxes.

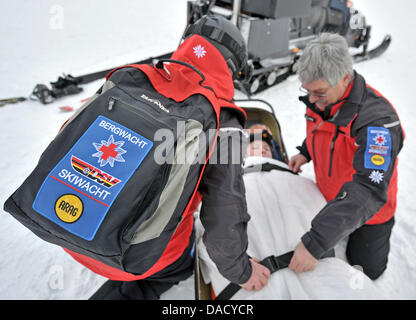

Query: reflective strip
[384,120,400,129]
[219,127,243,133]
[220,127,248,139]
[130,119,204,244]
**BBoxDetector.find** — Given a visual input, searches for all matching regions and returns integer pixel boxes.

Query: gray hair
[294,33,353,86]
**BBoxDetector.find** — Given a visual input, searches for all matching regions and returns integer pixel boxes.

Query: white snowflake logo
[369,170,384,184]
[193,45,207,59]
[92,135,127,167]
[373,133,387,146]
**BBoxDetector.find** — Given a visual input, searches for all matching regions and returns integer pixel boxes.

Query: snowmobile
[0,0,391,106]
[186,0,391,95]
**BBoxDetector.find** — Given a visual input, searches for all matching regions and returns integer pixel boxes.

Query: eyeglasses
[299,85,331,98]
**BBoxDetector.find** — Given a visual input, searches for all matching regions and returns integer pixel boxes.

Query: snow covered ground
[0,0,415,300]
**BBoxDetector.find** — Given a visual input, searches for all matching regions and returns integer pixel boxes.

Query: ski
[1,52,173,107]
[73,52,173,85]
[0,97,27,107]
[44,51,173,102]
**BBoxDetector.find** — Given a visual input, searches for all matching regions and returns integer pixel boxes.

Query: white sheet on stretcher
[196,157,386,300]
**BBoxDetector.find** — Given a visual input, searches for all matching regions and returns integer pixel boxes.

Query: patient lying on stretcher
[195,125,386,300]
[245,127,274,159]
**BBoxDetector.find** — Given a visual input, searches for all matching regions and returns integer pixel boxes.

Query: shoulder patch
[364,127,392,171]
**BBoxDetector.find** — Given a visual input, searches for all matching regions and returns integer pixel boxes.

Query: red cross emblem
[92,135,127,167]
[99,143,119,161]
[376,136,385,144]
[373,133,386,146]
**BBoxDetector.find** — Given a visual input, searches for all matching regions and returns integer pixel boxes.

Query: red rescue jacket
[299,72,405,258]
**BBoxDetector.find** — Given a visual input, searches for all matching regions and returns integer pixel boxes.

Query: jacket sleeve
[198,108,252,284]
[301,117,404,259]
[296,138,311,161]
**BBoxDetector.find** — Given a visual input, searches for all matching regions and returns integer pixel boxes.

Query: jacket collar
[299,71,367,127]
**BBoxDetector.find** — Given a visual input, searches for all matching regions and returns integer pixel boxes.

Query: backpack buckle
[154,60,172,81]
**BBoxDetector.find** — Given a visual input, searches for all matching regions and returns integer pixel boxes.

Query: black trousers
[89,234,195,300]
[346,217,395,280]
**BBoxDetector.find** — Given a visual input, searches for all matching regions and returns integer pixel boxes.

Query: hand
[288,153,308,173]
[288,242,318,274]
[240,258,271,291]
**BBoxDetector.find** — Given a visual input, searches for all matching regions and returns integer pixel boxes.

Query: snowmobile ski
[353,34,392,63]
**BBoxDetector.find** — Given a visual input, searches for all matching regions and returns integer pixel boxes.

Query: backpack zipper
[108,96,169,130]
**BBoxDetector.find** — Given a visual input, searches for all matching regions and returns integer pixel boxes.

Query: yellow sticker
[371,155,385,166]
[55,194,84,223]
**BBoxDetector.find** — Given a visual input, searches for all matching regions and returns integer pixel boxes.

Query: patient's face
[246,140,273,158]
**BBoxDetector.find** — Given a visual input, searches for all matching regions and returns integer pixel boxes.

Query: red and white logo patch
[373,133,387,146]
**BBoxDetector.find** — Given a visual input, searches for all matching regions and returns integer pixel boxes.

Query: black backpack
[3,62,238,280]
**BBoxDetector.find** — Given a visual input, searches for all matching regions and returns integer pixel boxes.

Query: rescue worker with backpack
[3,15,270,299]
